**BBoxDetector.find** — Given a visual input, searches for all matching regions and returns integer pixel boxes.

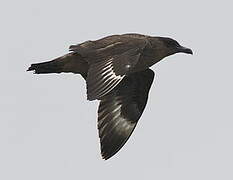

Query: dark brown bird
[27,33,193,160]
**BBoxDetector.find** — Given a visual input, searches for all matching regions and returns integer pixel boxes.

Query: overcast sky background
[1,0,233,179]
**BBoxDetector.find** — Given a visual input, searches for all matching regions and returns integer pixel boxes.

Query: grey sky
[1,0,233,179]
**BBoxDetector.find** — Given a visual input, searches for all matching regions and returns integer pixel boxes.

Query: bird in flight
[27,33,193,160]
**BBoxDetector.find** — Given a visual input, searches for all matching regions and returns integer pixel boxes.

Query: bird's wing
[97,69,155,160]
[70,36,148,100]
[86,47,144,100]
[69,34,147,58]
[69,35,121,56]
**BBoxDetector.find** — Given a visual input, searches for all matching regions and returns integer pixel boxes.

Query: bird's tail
[27,60,62,74]
[27,52,88,79]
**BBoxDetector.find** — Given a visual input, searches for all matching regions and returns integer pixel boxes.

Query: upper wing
[97,69,155,160]
[69,34,148,58]
[70,35,149,100]
[69,35,122,57]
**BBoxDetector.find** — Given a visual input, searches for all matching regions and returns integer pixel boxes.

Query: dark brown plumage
[27,33,192,160]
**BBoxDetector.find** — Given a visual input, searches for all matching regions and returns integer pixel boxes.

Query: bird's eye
[164,38,180,48]
[168,40,179,47]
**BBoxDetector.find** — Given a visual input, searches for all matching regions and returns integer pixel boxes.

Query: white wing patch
[87,58,125,100]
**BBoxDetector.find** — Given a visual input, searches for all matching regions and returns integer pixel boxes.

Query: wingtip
[69,45,76,52]
[101,151,112,160]
[100,143,121,160]
[101,155,108,160]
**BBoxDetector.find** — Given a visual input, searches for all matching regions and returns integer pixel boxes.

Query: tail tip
[27,65,35,72]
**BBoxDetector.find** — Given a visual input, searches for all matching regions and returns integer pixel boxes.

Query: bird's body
[28,33,192,160]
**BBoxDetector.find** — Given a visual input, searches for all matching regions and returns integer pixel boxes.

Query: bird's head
[148,37,193,60]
